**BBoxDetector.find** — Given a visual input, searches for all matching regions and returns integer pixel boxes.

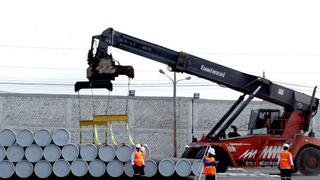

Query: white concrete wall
[0,93,319,157]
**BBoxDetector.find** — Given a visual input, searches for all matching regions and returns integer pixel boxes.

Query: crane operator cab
[248,109,283,135]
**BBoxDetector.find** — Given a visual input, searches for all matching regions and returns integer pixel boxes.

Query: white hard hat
[283,143,290,148]
[141,146,145,152]
[208,147,215,155]
[136,144,142,149]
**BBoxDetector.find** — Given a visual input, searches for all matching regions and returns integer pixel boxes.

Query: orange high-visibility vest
[279,150,293,169]
[134,150,144,167]
[203,156,216,175]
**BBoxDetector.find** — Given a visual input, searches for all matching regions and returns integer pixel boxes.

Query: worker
[277,143,294,180]
[131,144,145,177]
[203,147,216,180]
[228,125,241,138]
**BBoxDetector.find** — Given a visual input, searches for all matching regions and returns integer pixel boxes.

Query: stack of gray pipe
[0,128,157,178]
[0,128,71,179]
[0,128,203,179]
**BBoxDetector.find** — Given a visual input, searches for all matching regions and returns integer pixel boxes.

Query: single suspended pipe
[43,144,61,162]
[62,143,79,161]
[0,129,16,147]
[116,143,132,162]
[158,158,176,177]
[88,159,107,177]
[0,145,6,161]
[52,128,71,146]
[16,129,34,147]
[15,160,33,178]
[34,160,52,178]
[0,160,14,178]
[25,144,43,163]
[34,129,52,147]
[6,143,24,162]
[70,159,88,177]
[80,143,98,161]
[53,159,71,178]
[98,144,116,162]
[106,159,124,178]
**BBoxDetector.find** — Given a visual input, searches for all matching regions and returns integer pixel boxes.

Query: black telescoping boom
[80,27,318,114]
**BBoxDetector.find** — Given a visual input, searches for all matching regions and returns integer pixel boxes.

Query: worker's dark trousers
[205,175,216,180]
[280,169,292,180]
[133,165,145,178]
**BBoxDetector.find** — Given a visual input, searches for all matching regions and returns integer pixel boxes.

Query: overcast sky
[0,0,320,100]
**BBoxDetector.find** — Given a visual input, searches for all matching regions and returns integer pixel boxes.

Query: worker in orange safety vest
[203,147,217,180]
[277,143,294,180]
[131,143,145,178]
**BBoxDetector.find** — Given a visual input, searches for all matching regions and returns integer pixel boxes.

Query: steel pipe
[52,128,70,146]
[80,143,97,161]
[6,144,24,162]
[175,158,192,177]
[0,145,5,161]
[158,158,175,177]
[62,143,79,161]
[43,144,61,162]
[88,159,107,177]
[192,159,203,176]
[116,144,132,162]
[98,144,116,162]
[25,144,43,162]
[70,159,88,177]
[123,161,134,177]
[0,160,14,178]
[144,159,158,177]
[0,129,16,147]
[15,160,33,178]
[144,145,151,159]
[34,129,52,146]
[106,159,124,178]
[53,159,71,177]
[34,160,52,178]
[16,129,34,147]
[123,159,157,178]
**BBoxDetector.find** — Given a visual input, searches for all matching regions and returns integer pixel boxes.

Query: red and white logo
[239,149,258,159]
[259,146,282,159]
[239,145,282,160]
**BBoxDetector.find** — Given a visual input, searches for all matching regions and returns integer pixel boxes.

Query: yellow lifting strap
[79,120,101,144]
[80,114,129,145]
[126,123,135,146]
[93,114,128,145]
[93,124,100,144]
[109,122,118,145]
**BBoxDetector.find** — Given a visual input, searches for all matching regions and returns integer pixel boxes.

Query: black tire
[181,148,192,158]
[296,147,320,176]
[195,147,229,173]
[181,148,199,159]
[195,148,206,159]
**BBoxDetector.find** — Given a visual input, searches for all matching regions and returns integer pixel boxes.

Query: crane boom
[83,28,319,114]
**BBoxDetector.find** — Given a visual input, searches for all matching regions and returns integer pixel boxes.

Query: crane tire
[296,147,320,176]
[181,148,192,158]
[181,148,199,159]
